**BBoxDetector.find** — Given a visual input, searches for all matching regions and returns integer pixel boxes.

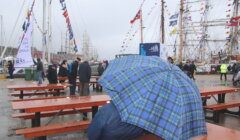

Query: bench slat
[205,100,240,111]
[12,107,92,119]
[16,120,90,138]
[10,90,65,96]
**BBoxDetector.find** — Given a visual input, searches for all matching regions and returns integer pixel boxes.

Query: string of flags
[59,0,78,52]
[22,0,36,32]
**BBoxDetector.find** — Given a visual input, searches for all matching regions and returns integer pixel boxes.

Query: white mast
[42,0,47,63]
[47,0,52,63]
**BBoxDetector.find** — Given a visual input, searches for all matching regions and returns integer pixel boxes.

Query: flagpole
[140,9,143,43]
[178,0,184,63]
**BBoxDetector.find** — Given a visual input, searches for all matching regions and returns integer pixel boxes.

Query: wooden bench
[11,95,68,102]
[204,100,240,123]
[12,107,92,120]
[10,90,65,97]
[16,120,90,139]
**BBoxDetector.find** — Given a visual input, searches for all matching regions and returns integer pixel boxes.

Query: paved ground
[0,74,239,139]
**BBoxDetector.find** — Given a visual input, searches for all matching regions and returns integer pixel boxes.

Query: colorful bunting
[59,0,78,52]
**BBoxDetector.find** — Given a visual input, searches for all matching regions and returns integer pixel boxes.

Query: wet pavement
[0,74,239,139]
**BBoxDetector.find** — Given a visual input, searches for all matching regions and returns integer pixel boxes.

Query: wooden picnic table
[199,86,240,122]
[200,86,239,103]
[7,83,69,100]
[12,94,110,125]
[12,94,110,140]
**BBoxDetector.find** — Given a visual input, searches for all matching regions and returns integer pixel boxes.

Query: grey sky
[0,0,229,60]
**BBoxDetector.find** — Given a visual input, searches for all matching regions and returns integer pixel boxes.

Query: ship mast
[199,0,209,62]
[178,0,184,62]
[160,0,165,44]
[230,0,239,56]
[42,0,47,63]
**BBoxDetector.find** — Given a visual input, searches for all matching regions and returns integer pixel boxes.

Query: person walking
[68,57,81,95]
[220,62,228,81]
[58,60,68,83]
[7,61,15,81]
[78,60,91,120]
[34,58,44,85]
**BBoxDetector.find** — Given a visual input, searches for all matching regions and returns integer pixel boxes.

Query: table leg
[218,93,226,103]
[19,90,25,113]
[33,112,46,140]
[20,90,23,99]
[92,106,98,118]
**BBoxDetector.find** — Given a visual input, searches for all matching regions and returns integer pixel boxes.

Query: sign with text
[139,43,160,56]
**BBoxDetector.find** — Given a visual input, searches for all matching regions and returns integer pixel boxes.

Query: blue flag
[170,13,179,19]
[169,20,178,26]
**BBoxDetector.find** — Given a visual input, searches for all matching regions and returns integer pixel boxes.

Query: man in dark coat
[78,60,91,120]
[78,61,91,96]
[68,57,81,95]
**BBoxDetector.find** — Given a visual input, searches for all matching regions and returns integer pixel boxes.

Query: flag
[169,20,178,26]
[63,10,68,18]
[170,27,177,36]
[169,13,179,19]
[130,10,141,24]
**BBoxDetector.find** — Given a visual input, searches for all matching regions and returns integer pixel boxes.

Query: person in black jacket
[47,65,58,84]
[78,61,91,96]
[68,57,81,95]
[58,60,68,83]
[33,58,44,85]
[78,60,91,120]
[7,61,15,80]
[97,62,104,91]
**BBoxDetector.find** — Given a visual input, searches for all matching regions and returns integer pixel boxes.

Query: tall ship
[120,0,240,66]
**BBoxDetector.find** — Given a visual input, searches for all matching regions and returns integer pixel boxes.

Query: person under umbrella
[88,55,207,140]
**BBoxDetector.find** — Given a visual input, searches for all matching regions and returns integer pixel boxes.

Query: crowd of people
[167,57,197,80]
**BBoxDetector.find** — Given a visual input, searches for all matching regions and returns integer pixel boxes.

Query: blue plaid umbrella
[99,55,207,140]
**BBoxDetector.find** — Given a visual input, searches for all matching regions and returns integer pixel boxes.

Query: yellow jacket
[220,64,228,73]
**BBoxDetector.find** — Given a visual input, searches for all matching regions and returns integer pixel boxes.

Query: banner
[14,19,34,72]
[139,43,160,56]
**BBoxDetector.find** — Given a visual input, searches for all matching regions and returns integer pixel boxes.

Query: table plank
[200,86,239,96]
[12,95,111,113]
[7,83,69,91]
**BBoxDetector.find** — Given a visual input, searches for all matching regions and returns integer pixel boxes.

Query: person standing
[78,60,91,120]
[7,61,15,81]
[183,60,191,78]
[58,60,68,83]
[78,61,91,96]
[47,65,58,84]
[68,57,81,95]
[97,62,104,91]
[220,62,228,81]
[189,61,197,80]
[34,58,44,85]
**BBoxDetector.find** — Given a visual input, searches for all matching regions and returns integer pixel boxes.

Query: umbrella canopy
[99,55,207,140]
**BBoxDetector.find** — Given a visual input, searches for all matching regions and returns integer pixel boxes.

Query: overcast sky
[0,0,229,60]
